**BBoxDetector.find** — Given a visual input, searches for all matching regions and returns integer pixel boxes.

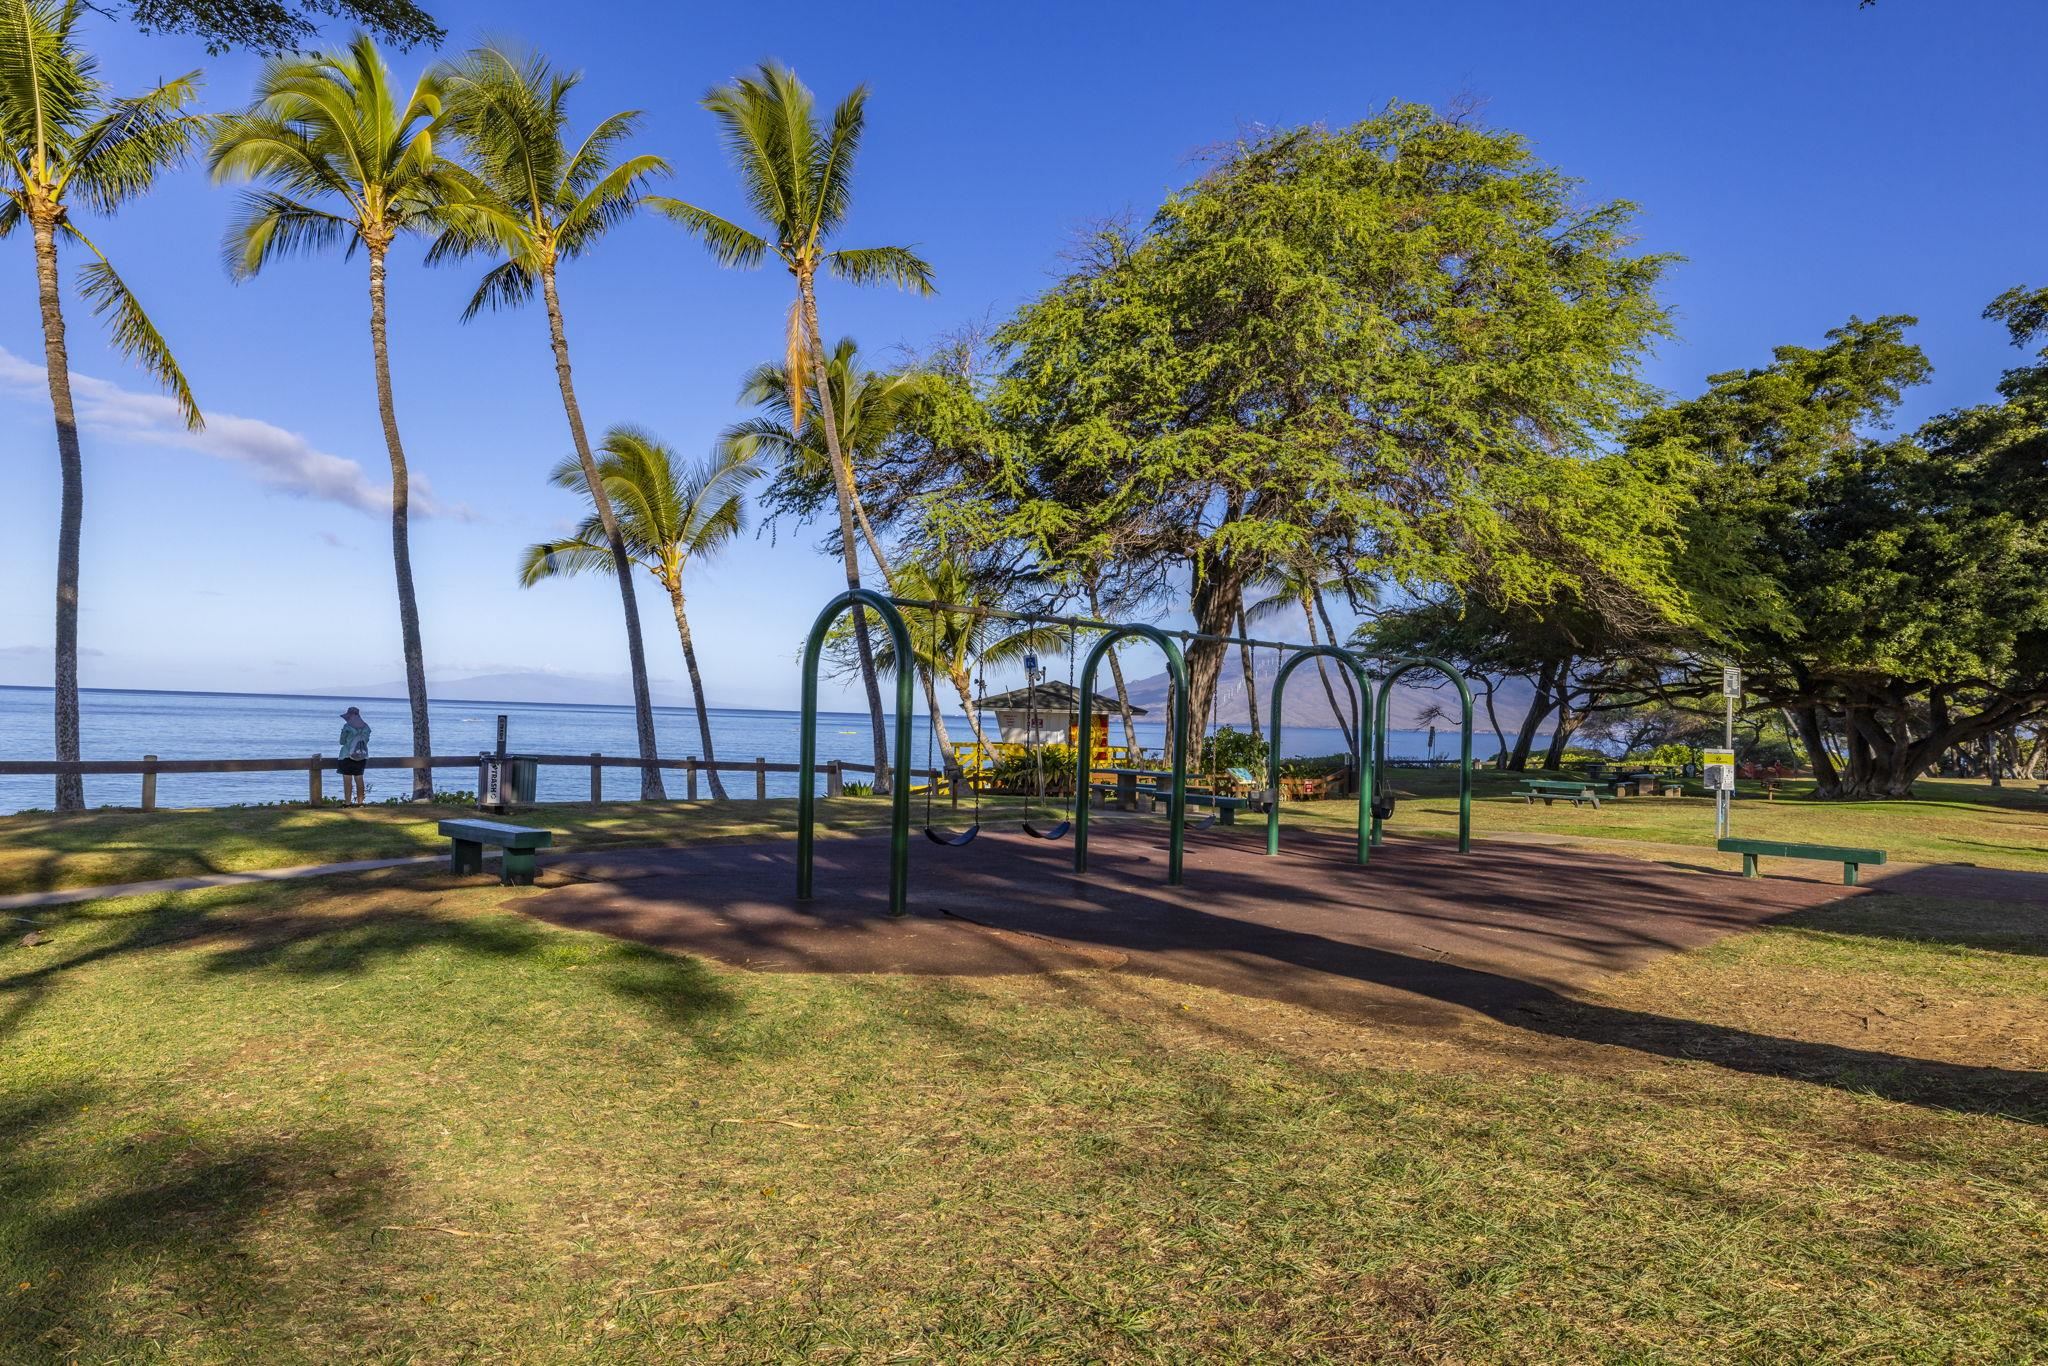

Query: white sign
[1702,747,1735,792]
[1721,666,1742,697]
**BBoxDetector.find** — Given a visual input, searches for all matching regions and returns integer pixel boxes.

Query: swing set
[796,589,1475,917]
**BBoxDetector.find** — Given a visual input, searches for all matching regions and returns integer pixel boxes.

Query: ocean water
[0,686,1470,813]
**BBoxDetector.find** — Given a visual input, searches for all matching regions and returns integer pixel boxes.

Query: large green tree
[1643,312,2048,797]
[520,429,758,800]
[1,0,204,810]
[652,61,934,795]
[907,108,1683,735]
[124,0,438,52]
[433,44,673,798]
[211,35,454,797]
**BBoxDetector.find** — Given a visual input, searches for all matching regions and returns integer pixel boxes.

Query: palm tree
[1249,560,1359,751]
[830,556,1062,765]
[720,335,914,589]
[1,0,204,811]
[652,61,934,795]
[211,34,450,798]
[432,43,672,798]
[520,428,758,799]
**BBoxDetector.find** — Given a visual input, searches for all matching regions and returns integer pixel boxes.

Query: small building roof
[977,680,1147,715]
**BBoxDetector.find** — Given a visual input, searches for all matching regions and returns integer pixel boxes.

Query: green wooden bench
[1718,837,1885,886]
[439,817,553,885]
[1516,779,1601,809]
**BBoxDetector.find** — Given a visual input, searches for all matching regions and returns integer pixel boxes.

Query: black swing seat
[1371,794,1397,821]
[924,824,980,847]
[1021,820,1072,841]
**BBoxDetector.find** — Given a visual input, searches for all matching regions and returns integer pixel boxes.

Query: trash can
[506,755,538,805]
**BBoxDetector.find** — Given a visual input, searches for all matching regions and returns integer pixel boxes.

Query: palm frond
[0,0,96,175]
[61,71,203,213]
[68,224,200,429]
[519,535,615,586]
[460,257,537,320]
[810,82,867,237]
[827,244,935,294]
[644,194,766,267]
[555,149,669,256]
[222,188,353,278]
[560,107,642,196]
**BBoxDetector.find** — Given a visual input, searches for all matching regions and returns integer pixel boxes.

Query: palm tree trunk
[540,265,666,799]
[31,212,84,812]
[1086,583,1141,758]
[921,667,956,761]
[1301,600,1355,751]
[948,666,993,755]
[798,273,891,794]
[1236,605,1261,739]
[663,578,727,800]
[366,240,434,799]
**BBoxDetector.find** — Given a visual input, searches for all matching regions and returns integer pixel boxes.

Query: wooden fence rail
[0,753,936,812]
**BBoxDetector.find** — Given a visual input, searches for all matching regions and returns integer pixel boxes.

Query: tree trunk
[541,266,665,799]
[663,579,726,799]
[32,212,85,812]
[947,666,993,756]
[1479,676,1510,768]
[1236,605,1261,740]
[921,666,956,764]
[1507,660,1559,771]
[1298,598,1355,752]
[366,241,434,799]
[1788,704,1841,794]
[798,274,891,794]
[1086,581,1141,758]
[1186,556,1259,772]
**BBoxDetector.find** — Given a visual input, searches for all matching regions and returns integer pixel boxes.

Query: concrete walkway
[1,855,440,915]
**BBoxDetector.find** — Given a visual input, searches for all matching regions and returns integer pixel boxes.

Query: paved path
[0,856,439,915]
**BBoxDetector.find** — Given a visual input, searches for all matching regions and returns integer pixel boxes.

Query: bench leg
[1843,862,1858,887]
[1742,853,1759,879]
[502,848,538,886]
[450,839,483,877]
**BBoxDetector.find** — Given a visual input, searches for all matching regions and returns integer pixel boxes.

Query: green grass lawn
[3,770,2044,897]
[3,864,2042,1361]
[1271,768,2048,874]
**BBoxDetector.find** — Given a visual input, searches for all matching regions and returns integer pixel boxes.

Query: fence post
[141,755,156,812]
[685,758,698,801]
[590,753,602,803]
[756,757,767,802]
[309,755,322,805]
[827,760,843,798]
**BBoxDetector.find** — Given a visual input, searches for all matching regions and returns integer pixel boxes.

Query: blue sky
[0,0,2042,715]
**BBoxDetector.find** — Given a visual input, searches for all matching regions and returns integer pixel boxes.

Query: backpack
[348,734,369,761]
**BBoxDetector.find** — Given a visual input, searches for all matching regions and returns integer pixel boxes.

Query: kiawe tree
[520,429,758,800]
[651,61,935,796]
[433,43,674,798]
[1645,311,2048,797]
[122,0,439,52]
[914,107,1682,736]
[0,0,205,811]
[212,34,455,798]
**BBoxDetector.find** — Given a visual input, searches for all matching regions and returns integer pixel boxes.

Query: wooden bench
[1089,783,1249,824]
[439,818,553,885]
[1516,779,1601,809]
[1718,837,1885,886]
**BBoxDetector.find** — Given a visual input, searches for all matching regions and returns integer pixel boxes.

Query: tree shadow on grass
[0,1083,398,1364]
[1,873,738,1043]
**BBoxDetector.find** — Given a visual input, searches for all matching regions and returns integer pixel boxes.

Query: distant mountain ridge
[1118,653,1532,734]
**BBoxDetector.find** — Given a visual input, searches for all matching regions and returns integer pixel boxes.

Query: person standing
[337,706,372,806]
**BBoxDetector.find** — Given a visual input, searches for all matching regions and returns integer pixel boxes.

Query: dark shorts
[336,758,367,777]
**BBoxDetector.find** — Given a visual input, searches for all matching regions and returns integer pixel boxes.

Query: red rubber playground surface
[510,824,1978,1027]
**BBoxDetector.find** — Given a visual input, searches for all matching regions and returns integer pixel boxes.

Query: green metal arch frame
[798,589,916,916]
[1370,656,1474,854]
[1265,645,1378,866]
[1073,625,1189,883]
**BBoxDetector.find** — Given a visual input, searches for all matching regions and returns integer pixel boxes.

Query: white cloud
[0,348,476,521]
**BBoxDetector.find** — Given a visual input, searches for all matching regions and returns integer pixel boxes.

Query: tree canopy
[124,0,440,53]
[897,106,1688,730]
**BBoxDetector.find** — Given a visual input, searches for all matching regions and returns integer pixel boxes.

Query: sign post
[1714,666,1741,838]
